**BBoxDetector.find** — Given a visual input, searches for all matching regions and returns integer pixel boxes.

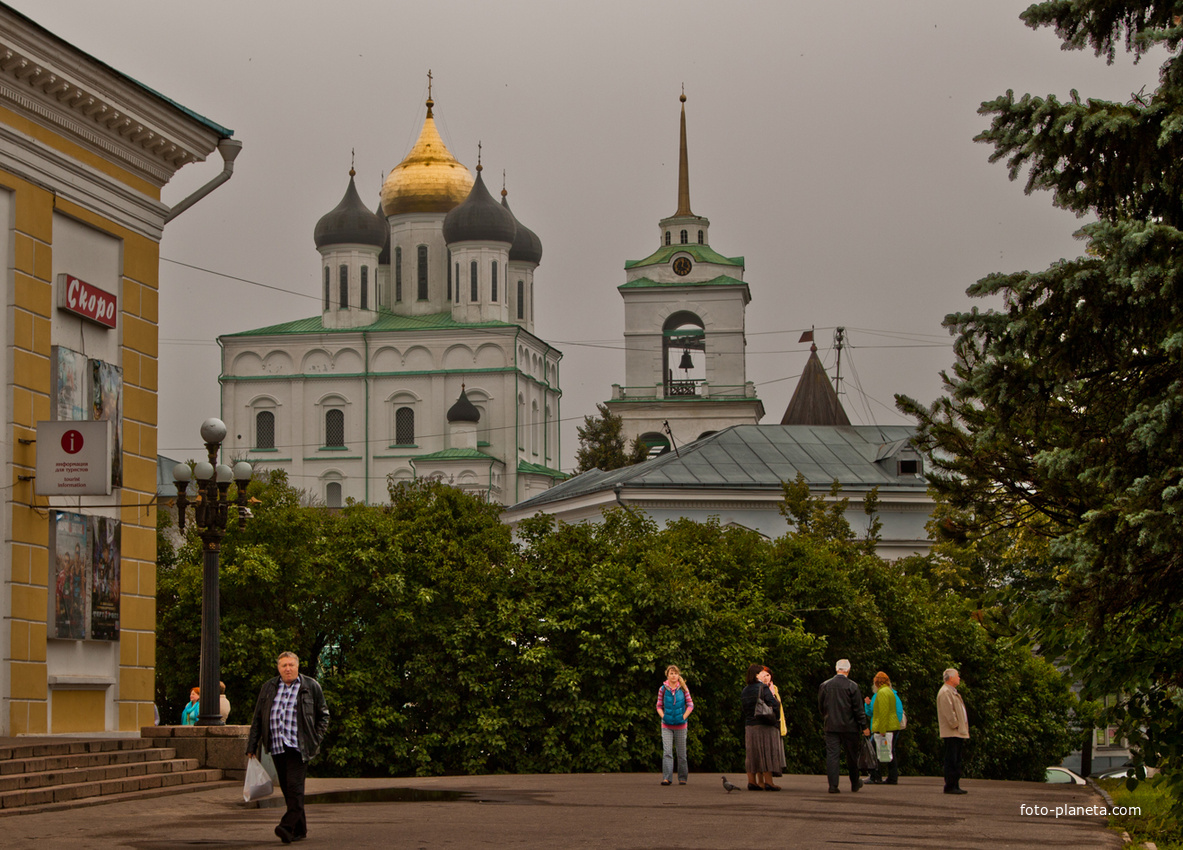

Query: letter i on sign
[61,429,84,454]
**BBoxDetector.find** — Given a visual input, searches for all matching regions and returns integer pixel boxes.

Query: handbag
[899,710,907,730]
[753,686,775,721]
[243,756,274,802]
[857,735,878,771]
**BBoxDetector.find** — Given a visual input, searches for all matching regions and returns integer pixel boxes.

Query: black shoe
[944,788,968,795]
[275,825,293,845]
[661,779,672,786]
[885,779,898,785]
[828,786,840,794]
[748,783,763,791]
[851,779,863,792]
[868,777,883,784]
[764,784,781,791]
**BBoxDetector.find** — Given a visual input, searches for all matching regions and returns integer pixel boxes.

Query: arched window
[417,245,428,301]
[470,260,478,301]
[697,230,704,244]
[255,410,275,450]
[517,280,525,320]
[447,249,452,302]
[325,409,345,447]
[323,267,330,310]
[664,231,671,246]
[638,431,671,458]
[339,265,348,309]
[680,229,688,244]
[491,261,498,302]
[325,481,342,509]
[395,406,415,445]
[395,247,403,302]
[360,265,368,310]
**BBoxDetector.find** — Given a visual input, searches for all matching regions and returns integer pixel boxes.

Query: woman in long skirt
[741,664,782,790]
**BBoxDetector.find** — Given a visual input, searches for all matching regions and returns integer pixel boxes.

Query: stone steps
[0,737,229,815]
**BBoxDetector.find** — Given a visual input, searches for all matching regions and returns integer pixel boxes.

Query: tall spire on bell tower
[674,86,693,217]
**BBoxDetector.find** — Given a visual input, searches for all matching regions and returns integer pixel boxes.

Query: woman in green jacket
[863,671,903,784]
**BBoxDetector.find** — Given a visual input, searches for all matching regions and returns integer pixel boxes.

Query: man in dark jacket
[817,658,869,793]
[247,651,330,844]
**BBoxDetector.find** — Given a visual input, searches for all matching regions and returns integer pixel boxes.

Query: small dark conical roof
[315,171,387,249]
[781,346,851,426]
[442,168,516,245]
[501,191,543,265]
[447,385,481,423]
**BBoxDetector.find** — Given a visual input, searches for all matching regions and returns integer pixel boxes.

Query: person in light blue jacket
[181,687,200,726]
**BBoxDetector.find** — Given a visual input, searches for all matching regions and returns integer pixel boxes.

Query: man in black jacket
[817,658,869,793]
[247,652,330,844]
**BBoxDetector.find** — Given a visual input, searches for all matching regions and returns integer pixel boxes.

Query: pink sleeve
[685,691,695,712]
[656,685,664,710]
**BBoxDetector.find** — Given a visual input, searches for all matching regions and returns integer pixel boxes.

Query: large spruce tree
[899,1,1183,802]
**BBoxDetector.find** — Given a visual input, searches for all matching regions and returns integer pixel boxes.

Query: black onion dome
[442,169,516,245]
[502,194,543,265]
[446,386,480,423]
[376,200,391,264]
[314,172,387,249]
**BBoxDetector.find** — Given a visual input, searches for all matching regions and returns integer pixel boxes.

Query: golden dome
[381,98,474,216]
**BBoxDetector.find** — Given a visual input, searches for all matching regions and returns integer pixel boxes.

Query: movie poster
[91,359,123,488]
[90,516,120,641]
[52,346,89,421]
[51,511,89,640]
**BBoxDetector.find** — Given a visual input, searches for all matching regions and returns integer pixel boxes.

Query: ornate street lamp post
[172,417,252,726]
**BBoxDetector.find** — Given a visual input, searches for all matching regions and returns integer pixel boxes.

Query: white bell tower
[605,92,763,456]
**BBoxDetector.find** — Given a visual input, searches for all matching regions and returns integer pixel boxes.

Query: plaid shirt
[270,679,301,753]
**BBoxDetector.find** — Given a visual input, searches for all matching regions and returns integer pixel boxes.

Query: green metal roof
[619,274,748,291]
[509,424,924,512]
[624,244,744,270]
[413,448,498,462]
[517,460,567,480]
[221,310,519,339]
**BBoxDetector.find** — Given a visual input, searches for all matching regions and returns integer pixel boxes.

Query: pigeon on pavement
[722,776,739,793]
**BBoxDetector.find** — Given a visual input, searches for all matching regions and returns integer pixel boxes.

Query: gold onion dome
[381,97,475,216]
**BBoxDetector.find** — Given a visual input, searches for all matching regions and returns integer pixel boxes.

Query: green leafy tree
[897,0,1183,805]
[574,403,647,473]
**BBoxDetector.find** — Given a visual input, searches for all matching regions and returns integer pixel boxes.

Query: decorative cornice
[0,17,225,186]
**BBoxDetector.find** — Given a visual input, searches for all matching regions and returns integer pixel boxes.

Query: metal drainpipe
[514,327,521,504]
[164,138,243,223]
[364,330,371,505]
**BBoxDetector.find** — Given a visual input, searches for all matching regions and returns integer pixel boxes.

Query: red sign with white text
[57,274,117,329]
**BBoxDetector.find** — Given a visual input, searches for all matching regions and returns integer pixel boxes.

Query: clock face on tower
[672,257,692,276]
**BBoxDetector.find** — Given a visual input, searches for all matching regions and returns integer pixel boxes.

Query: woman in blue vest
[656,665,695,785]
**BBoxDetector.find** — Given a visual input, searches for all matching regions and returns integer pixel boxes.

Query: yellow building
[0,4,237,735]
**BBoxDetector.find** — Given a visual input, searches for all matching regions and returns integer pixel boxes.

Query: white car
[1045,767,1088,785]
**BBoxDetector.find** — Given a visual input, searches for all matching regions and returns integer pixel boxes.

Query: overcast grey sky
[13,1,1167,474]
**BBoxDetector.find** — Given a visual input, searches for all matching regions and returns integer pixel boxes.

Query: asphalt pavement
[1,771,1122,849]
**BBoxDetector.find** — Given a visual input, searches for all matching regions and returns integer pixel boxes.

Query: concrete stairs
[0,737,231,816]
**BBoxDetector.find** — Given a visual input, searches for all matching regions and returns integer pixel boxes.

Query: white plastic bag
[243,756,274,802]
[874,732,893,763]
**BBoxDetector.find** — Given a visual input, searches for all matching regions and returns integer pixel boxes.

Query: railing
[611,382,757,400]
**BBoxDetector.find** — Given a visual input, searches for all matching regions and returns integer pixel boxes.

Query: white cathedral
[217,91,563,506]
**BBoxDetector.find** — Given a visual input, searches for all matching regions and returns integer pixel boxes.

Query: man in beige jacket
[937,668,969,794]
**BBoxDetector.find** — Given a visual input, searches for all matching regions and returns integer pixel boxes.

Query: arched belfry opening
[663,311,705,397]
